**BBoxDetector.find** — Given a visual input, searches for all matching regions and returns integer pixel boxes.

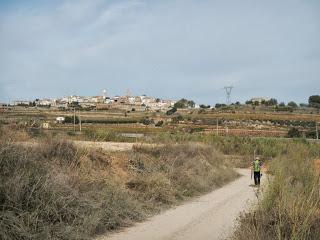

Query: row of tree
[168,95,320,114]
[245,98,278,106]
[214,95,320,109]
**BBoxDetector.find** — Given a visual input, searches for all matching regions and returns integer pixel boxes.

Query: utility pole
[316,122,319,140]
[73,108,76,132]
[216,119,219,136]
[79,110,82,132]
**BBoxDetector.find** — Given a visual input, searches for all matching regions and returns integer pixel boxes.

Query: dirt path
[97,169,265,240]
[73,140,161,151]
[73,140,135,151]
[18,140,156,151]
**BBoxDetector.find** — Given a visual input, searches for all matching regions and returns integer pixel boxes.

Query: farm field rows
[1,107,319,139]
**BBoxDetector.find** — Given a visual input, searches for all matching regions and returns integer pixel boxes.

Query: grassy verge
[0,128,237,239]
[149,133,320,165]
[233,142,320,240]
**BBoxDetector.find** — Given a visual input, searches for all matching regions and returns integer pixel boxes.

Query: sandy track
[97,169,264,240]
[18,140,158,151]
[73,140,136,151]
[74,140,162,151]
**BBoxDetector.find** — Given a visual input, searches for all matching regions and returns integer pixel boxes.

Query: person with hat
[252,156,262,185]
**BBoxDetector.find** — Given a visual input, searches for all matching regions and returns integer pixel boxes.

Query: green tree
[252,101,260,106]
[174,99,195,108]
[288,101,298,108]
[265,98,278,106]
[174,99,187,108]
[308,95,320,108]
[187,100,195,108]
[199,104,210,109]
[215,103,226,108]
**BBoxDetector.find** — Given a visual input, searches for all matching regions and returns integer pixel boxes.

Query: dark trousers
[254,171,261,185]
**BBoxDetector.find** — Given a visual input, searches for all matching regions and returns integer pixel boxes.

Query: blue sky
[0,0,319,104]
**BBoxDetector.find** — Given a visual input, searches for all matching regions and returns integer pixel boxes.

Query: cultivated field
[1,106,320,240]
[1,106,319,140]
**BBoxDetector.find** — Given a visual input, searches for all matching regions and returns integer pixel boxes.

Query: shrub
[305,129,317,139]
[275,105,293,112]
[166,107,177,115]
[155,121,164,127]
[172,115,184,123]
[64,115,79,124]
[199,104,210,109]
[215,103,227,108]
[41,138,78,164]
[83,129,132,142]
[198,108,205,114]
[127,173,176,204]
[140,117,154,125]
[287,127,301,138]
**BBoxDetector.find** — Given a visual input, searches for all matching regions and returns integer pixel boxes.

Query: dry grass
[0,124,31,141]
[0,139,144,240]
[0,123,236,239]
[314,159,320,175]
[128,143,238,203]
[233,143,320,240]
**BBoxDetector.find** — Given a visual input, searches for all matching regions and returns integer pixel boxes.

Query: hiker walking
[252,156,262,185]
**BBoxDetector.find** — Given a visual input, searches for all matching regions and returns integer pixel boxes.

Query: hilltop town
[7,93,177,112]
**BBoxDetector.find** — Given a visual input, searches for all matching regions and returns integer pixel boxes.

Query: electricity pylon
[224,86,233,105]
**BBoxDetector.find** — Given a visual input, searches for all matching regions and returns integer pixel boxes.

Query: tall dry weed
[0,139,143,240]
[233,143,320,240]
[0,135,239,239]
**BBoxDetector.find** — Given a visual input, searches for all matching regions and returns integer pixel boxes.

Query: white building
[37,99,52,106]
[56,117,65,123]
[250,97,271,104]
